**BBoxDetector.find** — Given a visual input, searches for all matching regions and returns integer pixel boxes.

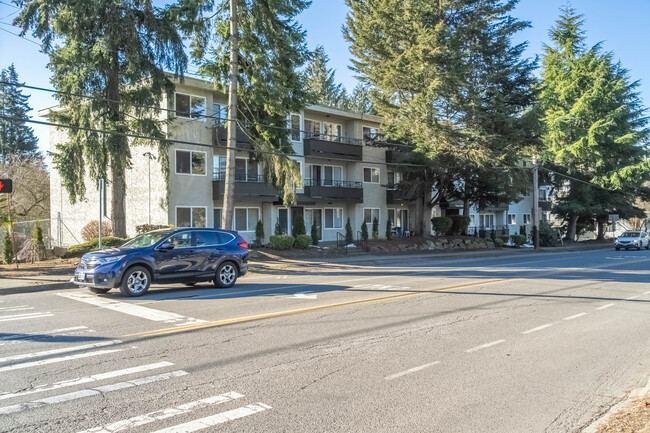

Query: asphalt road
[1,247,649,432]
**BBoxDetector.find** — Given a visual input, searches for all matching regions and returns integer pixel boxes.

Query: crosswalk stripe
[0,370,189,415]
[77,392,245,433]
[0,306,33,312]
[0,340,122,363]
[0,362,174,401]
[0,326,90,342]
[0,313,53,322]
[0,349,124,373]
[149,403,272,433]
[57,292,207,326]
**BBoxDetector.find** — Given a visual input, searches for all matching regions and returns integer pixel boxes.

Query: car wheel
[89,287,111,294]
[215,261,238,288]
[119,266,151,297]
[615,247,620,251]
[638,242,642,251]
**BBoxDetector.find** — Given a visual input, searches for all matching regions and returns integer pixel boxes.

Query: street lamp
[143,152,156,225]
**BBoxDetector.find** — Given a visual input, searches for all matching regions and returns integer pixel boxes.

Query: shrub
[539,220,560,247]
[449,215,471,236]
[135,224,170,234]
[361,221,369,241]
[372,217,379,240]
[33,226,44,243]
[386,218,392,240]
[345,218,353,244]
[310,223,319,245]
[511,234,526,247]
[431,217,453,236]
[500,234,509,243]
[81,220,113,242]
[269,234,294,250]
[274,221,283,235]
[62,236,128,258]
[255,220,264,244]
[3,234,13,264]
[292,215,306,237]
[294,234,312,249]
[493,238,504,248]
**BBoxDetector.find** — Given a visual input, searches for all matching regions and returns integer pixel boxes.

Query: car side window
[195,231,220,247]
[217,232,235,245]
[166,232,193,249]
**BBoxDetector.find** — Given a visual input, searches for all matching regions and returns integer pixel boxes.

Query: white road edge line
[0,370,189,415]
[644,291,650,295]
[384,361,441,381]
[0,306,33,311]
[522,323,554,334]
[0,340,122,363]
[563,313,587,321]
[0,349,124,373]
[0,313,54,322]
[149,403,272,433]
[0,326,89,342]
[0,361,174,401]
[465,339,506,353]
[596,303,615,310]
[76,391,245,433]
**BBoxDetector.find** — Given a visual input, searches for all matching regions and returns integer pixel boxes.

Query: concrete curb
[0,280,76,295]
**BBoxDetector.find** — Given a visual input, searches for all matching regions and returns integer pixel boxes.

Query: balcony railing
[304,132,362,146]
[303,178,362,188]
[303,178,363,202]
[304,133,363,161]
[213,172,266,183]
[212,172,278,200]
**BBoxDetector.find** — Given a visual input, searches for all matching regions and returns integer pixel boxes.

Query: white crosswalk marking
[0,349,123,373]
[0,312,54,322]
[57,292,207,326]
[0,362,174,401]
[0,370,189,415]
[77,392,245,433]
[0,326,90,342]
[150,403,273,433]
[0,305,34,312]
[0,340,122,363]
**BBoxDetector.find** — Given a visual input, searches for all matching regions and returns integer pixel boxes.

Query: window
[507,214,517,225]
[175,93,206,120]
[213,156,226,179]
[323,122,342,141]
[363,208,380,225]
[542,211,550,222]
[363,167,380,183]
[539,188,548,201]
[363,126,379,140]
[323,166,342,186]
[324,208,343,229]
[166,231,193,249]
[387,209,395,226]
[234,208,259,232]
[523,213,531,224]
[470,214,476,226]
[176,207,206,228]
[212,102,227,125]
[176,150,206,175]
[387,171,402,188]
[277,208,289,234]
[304,119,321,138]
[214,208,222,228]
[195,231,220,246]
[290,114,301,141]
[479,214,495,228]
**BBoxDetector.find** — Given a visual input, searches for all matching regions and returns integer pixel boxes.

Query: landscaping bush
[310,223,319,245]
[292,215,306,237]
[511,234,526,247]
[539,220,560,247]
[449,215,471,235]
[63,236,128,258]
[345,218,353,244]
[493,238,504,248]
[255,220,264,245]
[372,217,379,240]
[3,234,13,264]
[500,234,509,243]
[386,218,392,240]
[81,220,113,242]
[294,234,312,249]
[269,234,294,250]
[274,221,283,235]
[361,221,369,241]
[135,224,170,234]
[431,217,453,236]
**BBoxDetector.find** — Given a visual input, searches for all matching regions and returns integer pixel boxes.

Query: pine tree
[540,7,649,240]
[361,220,368,241]
[385,217,392,240]
[305,46,348,109]
[0,64,39,158]
[345,0,538,235]
[346,82,376,115]
[15,1,188,238]
[371,217,379,240]
[345,217,353,244]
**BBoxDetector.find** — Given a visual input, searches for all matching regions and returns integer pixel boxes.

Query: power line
[0,0,18,9]
[0,26,40,46]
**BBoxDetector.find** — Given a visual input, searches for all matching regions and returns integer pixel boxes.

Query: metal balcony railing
[213,172,265,183]
[303,178,362,188]
[304,132,362,146]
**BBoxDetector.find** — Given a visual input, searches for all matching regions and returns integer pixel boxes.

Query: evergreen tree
[371,217,379,240]
[185,0,311,228]
[0,64,39,158]
[540,7,649,240]
[345,217,353,244]
[16,0,188,238]
[361,220,368,241]
[292,214,306,237]
[305,46,348,109]
[385,217,392,240]
[345,0,538,235]
[310,223,318,245]
[346,82,376,115]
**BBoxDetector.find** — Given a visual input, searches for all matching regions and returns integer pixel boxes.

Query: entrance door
[308,209,322,241]
[291,207,304,235]
[311,165,322,186]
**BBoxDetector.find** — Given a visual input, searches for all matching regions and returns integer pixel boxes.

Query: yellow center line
[126,278,515,338]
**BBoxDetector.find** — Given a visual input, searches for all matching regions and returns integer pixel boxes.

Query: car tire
[646,244,649,250]
[119,266,151,297]
[89,287,111,294]
[615,247,620,251]
[215,261,238,288]
[638,242,642,251]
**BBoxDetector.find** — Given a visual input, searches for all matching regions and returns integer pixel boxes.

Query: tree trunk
[463,199,470,217]
[565,214,578,242]
[222,0,239,230]
[111,167,126,238]
[107,54,127,239]
[415,192,423,238]
[596,218,605,240]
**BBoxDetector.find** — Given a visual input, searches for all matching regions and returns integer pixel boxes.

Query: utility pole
[222,0,239,230]
[532,156,540,250]
[8,192,17,268]
[98,178,104,249]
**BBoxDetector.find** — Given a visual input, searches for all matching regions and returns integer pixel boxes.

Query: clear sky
[1,0,649,154]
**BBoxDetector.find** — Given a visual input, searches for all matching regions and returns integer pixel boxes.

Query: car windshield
[121,231,172,249]
[621,231,641,237]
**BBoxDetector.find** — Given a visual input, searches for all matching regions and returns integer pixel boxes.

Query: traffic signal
[0,179,13,194]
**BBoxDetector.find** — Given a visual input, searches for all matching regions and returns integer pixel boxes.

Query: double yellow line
[127,278,513,338]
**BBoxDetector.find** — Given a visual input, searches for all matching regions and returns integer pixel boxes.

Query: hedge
[269,235,294,250]
[449,215,471,235]
[431,217,453,236]
[493,238,504,248]
[63,237,128,258]
[294,234,312,249]
[510,234,526,247]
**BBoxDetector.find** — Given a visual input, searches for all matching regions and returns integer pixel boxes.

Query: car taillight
[238,242,248,249]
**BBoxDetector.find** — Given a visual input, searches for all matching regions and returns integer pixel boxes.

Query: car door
[154,231,200,281]
[193,230,223,278]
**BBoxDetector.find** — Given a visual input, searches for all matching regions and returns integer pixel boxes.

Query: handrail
[336,232,348,255]
[304,178,362,188]
[356,230,368,251]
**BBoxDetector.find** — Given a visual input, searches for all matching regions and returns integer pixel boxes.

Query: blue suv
[73,228,249,296]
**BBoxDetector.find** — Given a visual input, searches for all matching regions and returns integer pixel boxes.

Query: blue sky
[1,0,649,153]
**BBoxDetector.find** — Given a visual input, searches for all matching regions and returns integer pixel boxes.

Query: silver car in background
[614,231,650,250]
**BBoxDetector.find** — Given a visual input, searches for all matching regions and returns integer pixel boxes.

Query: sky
[1,0,649,155]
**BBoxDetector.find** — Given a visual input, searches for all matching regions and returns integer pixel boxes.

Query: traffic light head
[0,179,13,194]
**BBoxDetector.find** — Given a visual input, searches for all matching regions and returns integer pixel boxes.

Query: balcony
[303,178,363,202]
[303,133,363,161]
[386,187,414,204]
[212,125,252,150]
[212,173,278,200]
